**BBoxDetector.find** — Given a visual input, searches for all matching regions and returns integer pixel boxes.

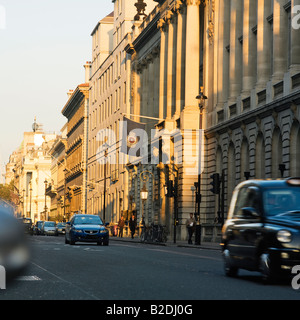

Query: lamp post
[22,189,25,218]
[44,179,48,221]
[165,178,178,244]
[29,181,32,219]
[140,183,148,221]
[103,143,109,223]
[139,170,154,225]
[195,86,207,245]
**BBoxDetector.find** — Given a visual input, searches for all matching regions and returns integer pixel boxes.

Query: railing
[140,224,168,243]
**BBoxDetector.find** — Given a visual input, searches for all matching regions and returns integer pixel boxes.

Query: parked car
[42,221,58,236]
[17,217,33,235]
[34,221,44,235]
[56,222,66,235]
[65,214,109,245]
[221,177,300,282]
[0,205,30,280]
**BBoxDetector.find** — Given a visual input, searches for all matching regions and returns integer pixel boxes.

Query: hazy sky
[0,0,114,180]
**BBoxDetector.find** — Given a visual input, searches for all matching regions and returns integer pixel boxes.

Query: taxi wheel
[223,249,238,277]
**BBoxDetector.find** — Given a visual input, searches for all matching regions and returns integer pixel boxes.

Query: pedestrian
[118,216,125,238]
[129,214,137,239]
[186,213,196,244]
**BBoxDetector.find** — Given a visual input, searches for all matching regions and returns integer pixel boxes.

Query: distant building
[46,124,67,221]
[87,0,156,224]
[123,0,300,242]
[7,119,58,221]
[62,72,90,219]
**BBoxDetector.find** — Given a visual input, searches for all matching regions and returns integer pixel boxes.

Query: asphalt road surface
[1,235,300,301]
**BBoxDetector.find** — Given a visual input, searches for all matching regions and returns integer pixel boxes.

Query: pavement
[110,234,221,251]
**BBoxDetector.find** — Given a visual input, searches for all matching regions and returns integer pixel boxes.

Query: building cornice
[205,91,300,138]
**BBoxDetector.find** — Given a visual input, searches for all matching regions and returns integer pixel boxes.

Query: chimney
[84,61,92,83]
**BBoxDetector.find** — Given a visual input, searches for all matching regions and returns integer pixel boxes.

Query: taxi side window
[233,187,248,218]
[246,187,261,213]
[233,186,261,218]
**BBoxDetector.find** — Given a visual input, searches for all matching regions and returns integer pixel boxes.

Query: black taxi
[221,177,300,282]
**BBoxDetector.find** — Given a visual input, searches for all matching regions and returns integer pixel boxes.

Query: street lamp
[44,179,48,221]
[29,181,32,219]
[140,183,148,202]
[103,143,109,222]
[195,86,208,245]
[140,183,148,221]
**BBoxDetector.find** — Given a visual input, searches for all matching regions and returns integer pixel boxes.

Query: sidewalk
[110,234,221,251]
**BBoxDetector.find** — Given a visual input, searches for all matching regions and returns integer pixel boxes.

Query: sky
[0,0,114,181]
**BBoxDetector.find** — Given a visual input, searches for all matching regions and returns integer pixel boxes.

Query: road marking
[16,275,41,281]
[84,248,103,252]
[146,248,222,261]
[30,261,100,300]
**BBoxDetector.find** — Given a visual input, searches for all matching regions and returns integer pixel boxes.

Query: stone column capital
[157,18,166,31]
[186,0,205,6]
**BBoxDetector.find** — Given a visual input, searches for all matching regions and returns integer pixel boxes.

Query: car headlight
[277,230,292,243]
[74,229,83,233]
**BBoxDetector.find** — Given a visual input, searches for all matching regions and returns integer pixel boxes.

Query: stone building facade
[123,0,300,242]
[62,80,90,219]
[7,120,58,221]
[87,0,156,224]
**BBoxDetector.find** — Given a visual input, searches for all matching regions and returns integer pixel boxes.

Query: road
[1,235,300,301]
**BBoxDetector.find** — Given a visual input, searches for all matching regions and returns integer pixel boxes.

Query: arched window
[271,127,283,178]
[255,132,265,179]
[227,142,236,204]
[290,121,300,176]
[240,138,249,181]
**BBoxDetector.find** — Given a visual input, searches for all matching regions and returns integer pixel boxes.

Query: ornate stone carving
[207,0,215,45]
[174,0,184,13]
[165,10,174,24]
[134,0,147,21]
[157,18,166,31]
[186,0,201,5]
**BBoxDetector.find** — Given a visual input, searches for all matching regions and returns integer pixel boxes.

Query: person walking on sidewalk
[118,216,125,238]
[186,213,196,244]
[129,214,137,239]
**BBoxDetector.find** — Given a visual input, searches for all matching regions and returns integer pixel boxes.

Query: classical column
[175,1,185,117]
[272,0,288,81]
[158,18,167,120]
[217,0,230,104]
[290,0,300,71]
[184,0,200,111]
[229,0,243,101]
[242,0,257,94]
[256,0,272,89]
[166,10,175,120]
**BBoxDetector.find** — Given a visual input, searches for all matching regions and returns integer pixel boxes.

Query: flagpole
[121,113,164,122]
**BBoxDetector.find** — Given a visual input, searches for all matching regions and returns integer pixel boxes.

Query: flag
[120,117,146,157]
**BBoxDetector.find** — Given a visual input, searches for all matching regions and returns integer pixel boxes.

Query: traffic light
[165,180,175,198]
[210,173,220,194]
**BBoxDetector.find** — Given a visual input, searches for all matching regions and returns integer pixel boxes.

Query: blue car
[65,214,109,246]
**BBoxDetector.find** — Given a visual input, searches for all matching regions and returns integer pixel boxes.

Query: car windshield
[263,187,300,217]
[57,223,65,227]
[74,215,103,225]
[44,222,55,227]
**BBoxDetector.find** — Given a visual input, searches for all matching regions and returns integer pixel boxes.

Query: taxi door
[228,186,263,269]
